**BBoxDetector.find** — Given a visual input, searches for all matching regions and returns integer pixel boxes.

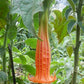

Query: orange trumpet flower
[28,11,56,83]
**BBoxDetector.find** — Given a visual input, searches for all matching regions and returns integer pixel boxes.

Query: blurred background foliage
[0,0,84,84]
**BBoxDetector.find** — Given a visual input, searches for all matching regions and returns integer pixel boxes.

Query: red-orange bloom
[28,11,56,83]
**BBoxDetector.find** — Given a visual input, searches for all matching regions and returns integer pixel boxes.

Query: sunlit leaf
[81,78,84,83]
[19,55,27,65]
[82,6,84,16]
[13,46,20,52]
[14,58,21,64]
[67,46,73,57]
[25,38,37,49]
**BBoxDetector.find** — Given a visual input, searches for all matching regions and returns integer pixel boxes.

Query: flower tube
[28,10,56,83]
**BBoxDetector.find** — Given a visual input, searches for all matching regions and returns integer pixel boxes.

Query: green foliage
[25,38,37,49]
[62,6,69,17]
[26,51,35,60]
[67,19,76,33]
[33,13,39,31]
[19,55,27,65]
[0,71,7,82]
[67,46,73,57]
[52,10,67,43]
[65,7,72,19]
[81,6,84,16]
[14,58,22,64]
[0,0,84,84]
[23,65,36,76]
[11,0,44,38]
[0,0,9,29]
[72,0,78,4]
[16,78,25,84]
[52,10,75,43]
[8,27,17,40]
[67,0,75,12]
[13,46,20,52]
[78,21,84,31]
[0,47,5,57]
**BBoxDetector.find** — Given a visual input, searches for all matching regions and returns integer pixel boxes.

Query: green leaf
[78,21,84,31]
[11,0,43,38]
[52,10,76,43]
[26,51,35,60]
[53,80,57,84]
[19,55,27,65]
[16,78,24,84]
[25,38,37,49]
[33,13,39,31]
[53,10,62,24]
[23,65,36,76]
[67,20,76,33]
[50,65,57,74]
[62,6,69,17]
[72,0,78,4]
[14,58,21,64]
[0,0,9,19]
[13,46,20,52]
[67,46,73,57]
[8,27,17,40]
[82,6,84,16]
[0,0,9,29]
[0,19,6,29]
[56,68,64,74]
[65,7,72,19]
[67,0,75,12]
[0,47,5,57]
[0,71,7,82]
[53,10,68,43]
[81,78,84,83]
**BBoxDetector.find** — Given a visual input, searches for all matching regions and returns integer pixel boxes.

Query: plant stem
[8,44,16,84]
[3,29,8,84]
[3,26,8,72]
[72,0,83,84]
[8,41,13,84]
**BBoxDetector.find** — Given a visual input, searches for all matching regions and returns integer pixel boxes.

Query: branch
[8,44,16,84]
[72,0,83,84]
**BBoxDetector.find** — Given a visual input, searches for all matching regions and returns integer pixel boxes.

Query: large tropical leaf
[11,0,44,38]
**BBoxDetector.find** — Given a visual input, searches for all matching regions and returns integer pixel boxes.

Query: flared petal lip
[28,75,56,83]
